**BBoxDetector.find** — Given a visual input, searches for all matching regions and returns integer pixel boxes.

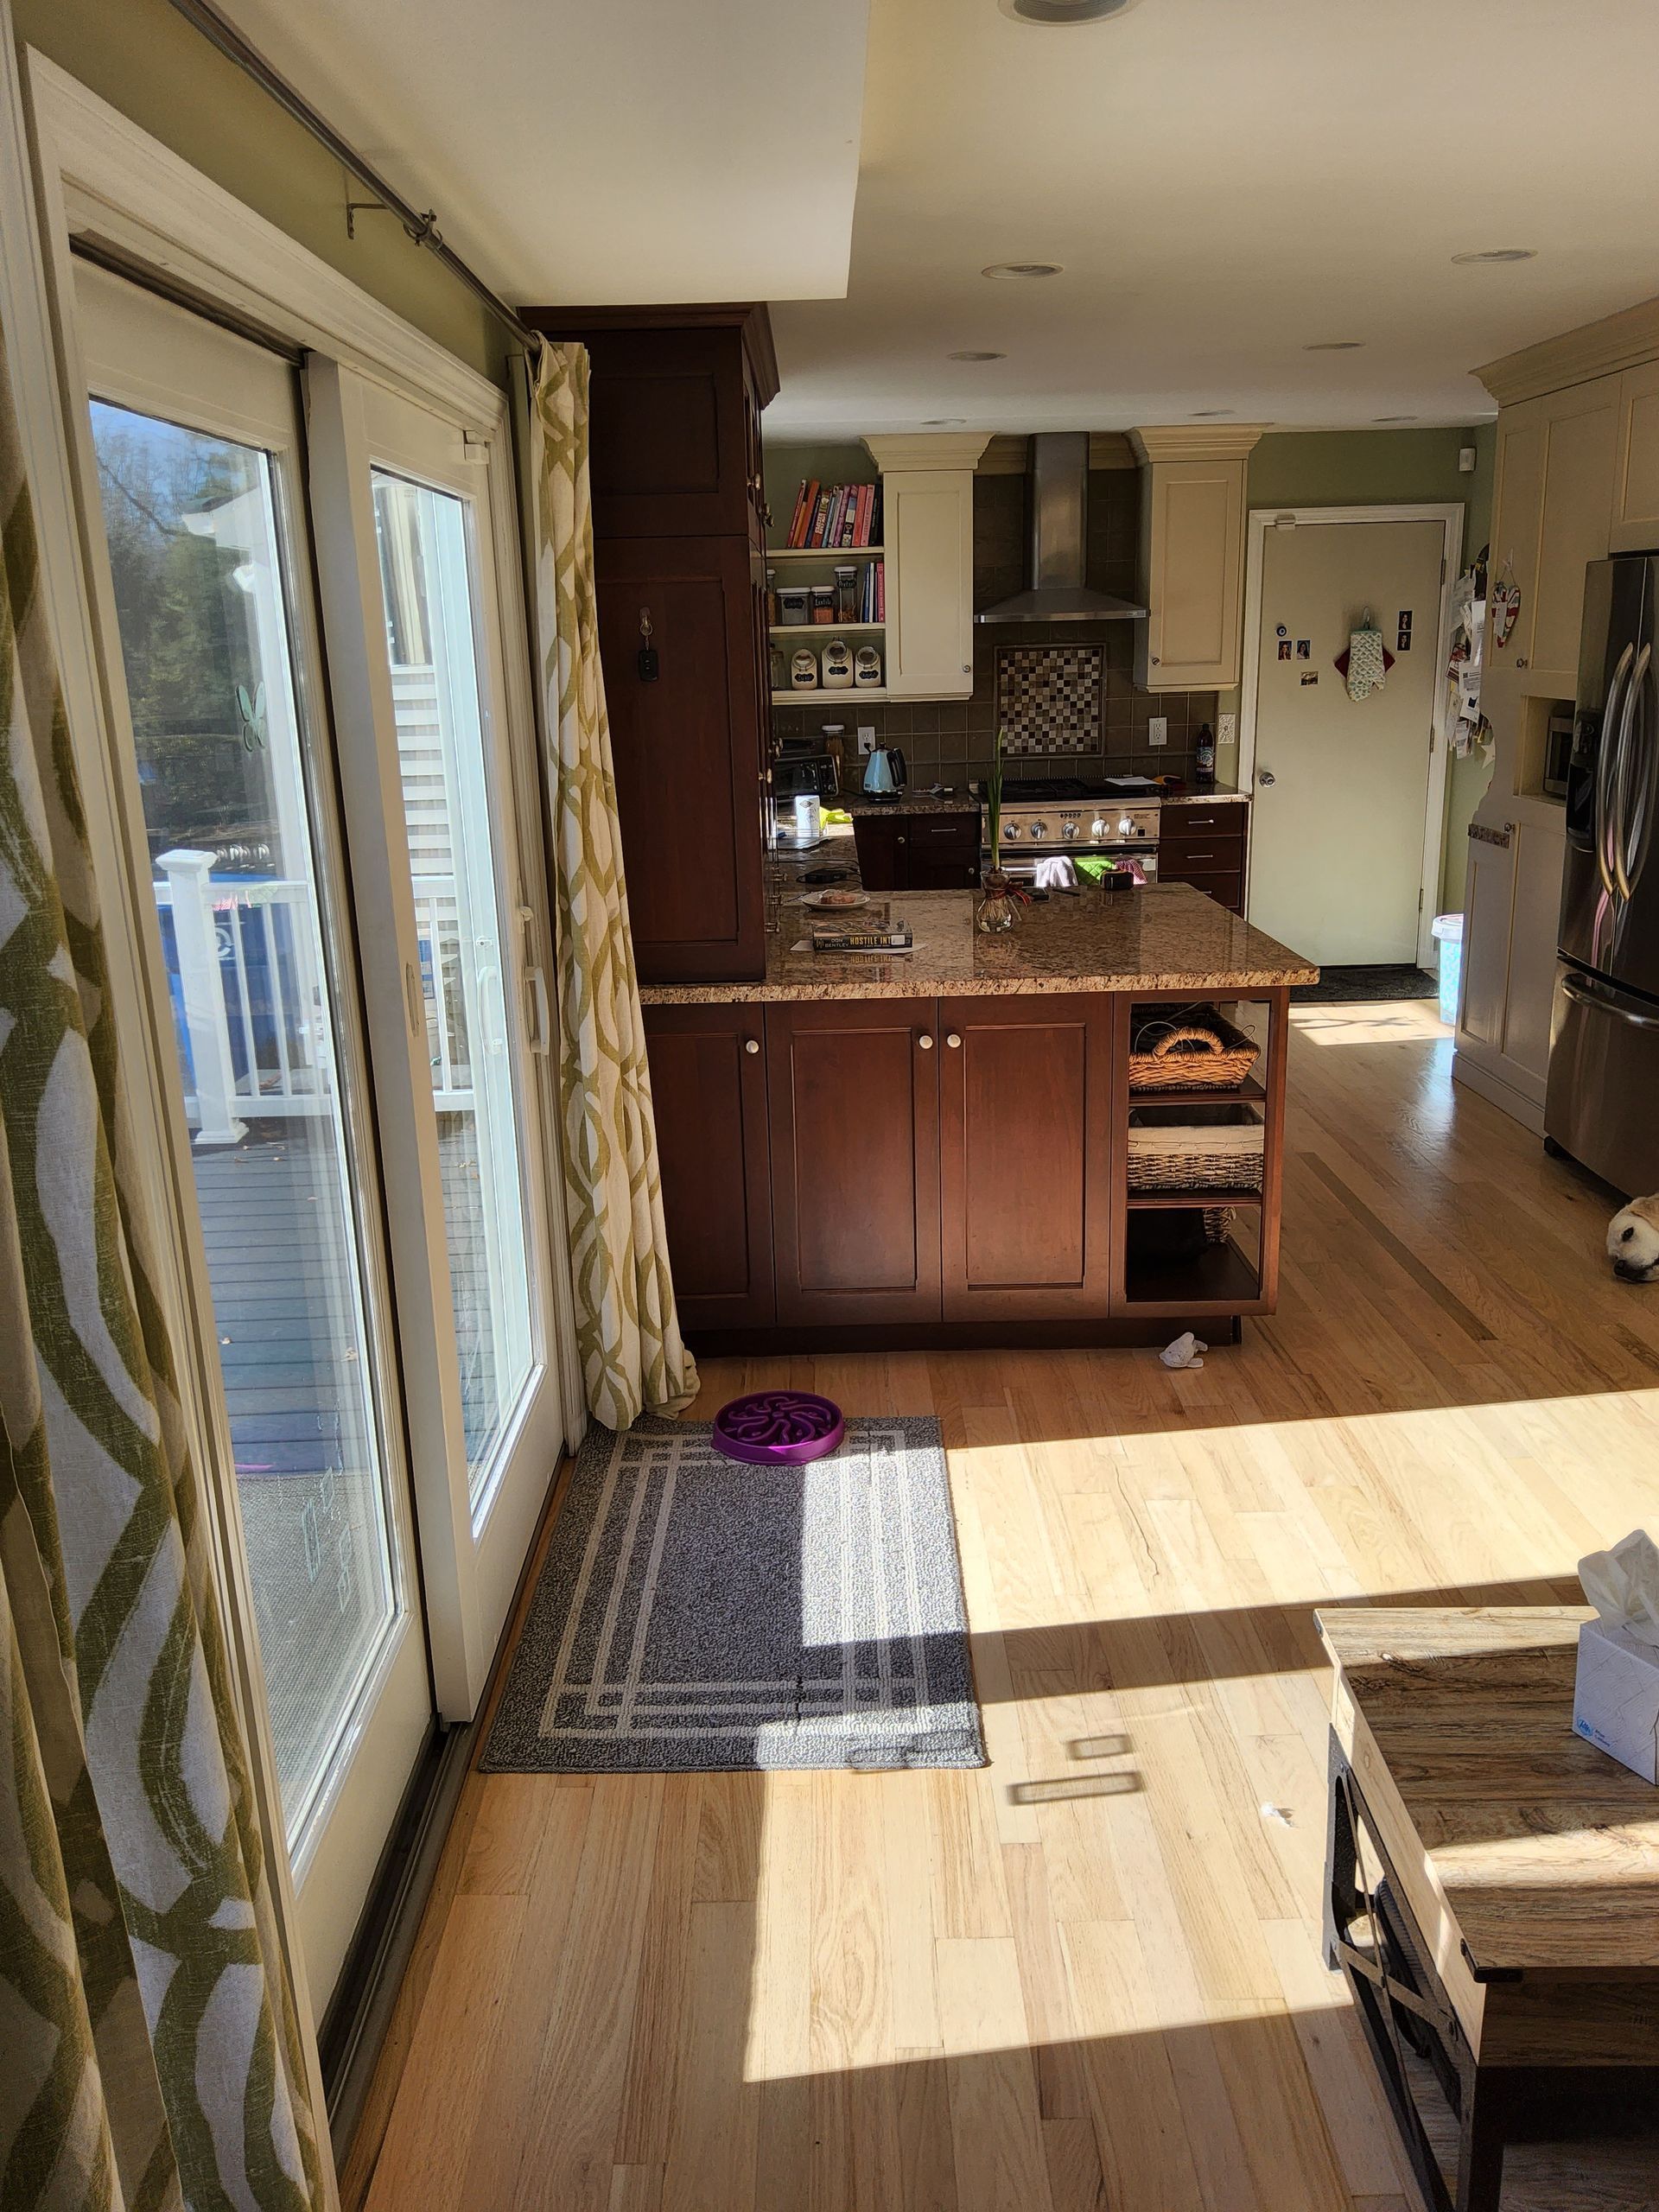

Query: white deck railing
[156,847,474,1141]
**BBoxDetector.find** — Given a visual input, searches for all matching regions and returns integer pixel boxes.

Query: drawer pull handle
[917,1032,934,1050]
[945,1032,962,1049]
[744,1038,760,1055]
[1185,851,1216,861]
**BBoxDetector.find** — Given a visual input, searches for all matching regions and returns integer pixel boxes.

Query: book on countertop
[809,904,912,952]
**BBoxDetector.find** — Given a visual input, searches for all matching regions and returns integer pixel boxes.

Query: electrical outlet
[1147,716,1169,748]
[1217,712,1236,748]
[857,726,877,756]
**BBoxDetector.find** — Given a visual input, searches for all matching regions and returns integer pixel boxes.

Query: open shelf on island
[1121,1233,1263,1315]
[1127,1073,1267,1109]
[1126,1188,1263,1211]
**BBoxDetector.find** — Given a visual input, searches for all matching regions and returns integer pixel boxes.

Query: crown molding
[976,431,1135,474]
[1129,424,1268,463]
[862,431,992,473]
[1475,295,1659,407]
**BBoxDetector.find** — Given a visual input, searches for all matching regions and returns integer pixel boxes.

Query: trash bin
[1431,912,1464,1027]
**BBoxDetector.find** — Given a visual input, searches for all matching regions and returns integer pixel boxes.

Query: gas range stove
[992,779,1160,860]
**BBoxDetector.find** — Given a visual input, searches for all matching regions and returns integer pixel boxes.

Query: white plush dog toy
[1608,1195,1659,1282]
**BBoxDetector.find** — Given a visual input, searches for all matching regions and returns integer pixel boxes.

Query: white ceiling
[218,0,869,305]
[768,0,1659,436]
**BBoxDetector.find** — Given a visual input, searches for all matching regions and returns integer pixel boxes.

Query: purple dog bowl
[711,1389,845,1465]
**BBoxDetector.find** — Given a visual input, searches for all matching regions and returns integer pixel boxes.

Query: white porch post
[160,848,246,1145]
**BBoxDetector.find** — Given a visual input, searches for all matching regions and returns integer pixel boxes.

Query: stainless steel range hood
[976,430,1147,624]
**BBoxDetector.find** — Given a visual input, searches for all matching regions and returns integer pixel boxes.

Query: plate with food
[801,887,870,911]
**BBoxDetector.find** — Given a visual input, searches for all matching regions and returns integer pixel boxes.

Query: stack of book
[785,480,883,550]
[810,906,913,954]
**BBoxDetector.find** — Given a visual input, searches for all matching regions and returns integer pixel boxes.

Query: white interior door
[70,262,433,2003]
[1247,517,1449,965]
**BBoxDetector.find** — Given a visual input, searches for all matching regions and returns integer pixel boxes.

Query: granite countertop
[1161,788,1249,805]
[831,785,981,817]
[639,877,1316,1003]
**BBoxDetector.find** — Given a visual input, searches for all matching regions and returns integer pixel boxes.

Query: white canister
[854,644,883,689]
[821,639,854,690]
[792,792,822,841]
[790,647,819,690]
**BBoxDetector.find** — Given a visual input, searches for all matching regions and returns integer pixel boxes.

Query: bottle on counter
[1195,721,1217,789]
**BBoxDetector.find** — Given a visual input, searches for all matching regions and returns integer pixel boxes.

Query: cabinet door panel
[596,536,765,980]
[1612,360,1659,556]
[939,995,1113,1319]
[644,1007,773,1331]
[766,1001,942,1324]
[1458,832,1514,1050]
[1531,383,1619,687]
[562,325,751,539]
[885,471,975,699]
[1137,457,1246,690]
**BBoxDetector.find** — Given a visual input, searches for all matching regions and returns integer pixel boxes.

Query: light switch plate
[1147,716,1169,748]
[1217,712,1236,748]
[857,726,876,755]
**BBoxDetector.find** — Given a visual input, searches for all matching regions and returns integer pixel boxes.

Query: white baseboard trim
[1452,1048,1547,1135]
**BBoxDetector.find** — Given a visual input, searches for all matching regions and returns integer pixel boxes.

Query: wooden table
[1319,1608,1659,2211]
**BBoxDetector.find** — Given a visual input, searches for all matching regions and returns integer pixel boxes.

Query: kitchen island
[640,869,1315,1351]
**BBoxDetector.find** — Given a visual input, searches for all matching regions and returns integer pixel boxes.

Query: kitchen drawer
[1161,864,1245,914]
[1162,804,1247,838]
[1160,833,1244,875]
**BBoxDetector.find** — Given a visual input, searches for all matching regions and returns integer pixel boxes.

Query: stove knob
[1029,818,1049,842]
[1090,815,1108,840]
[1118,815,1136,838]
[1004,821,1022,841]
[1060,818,1079,840]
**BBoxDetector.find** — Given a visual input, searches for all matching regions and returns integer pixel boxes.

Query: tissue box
[1573,1618,1659,1783]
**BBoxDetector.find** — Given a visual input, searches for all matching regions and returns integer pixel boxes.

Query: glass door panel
[91,397,401,1838]
[371,472,535,1508]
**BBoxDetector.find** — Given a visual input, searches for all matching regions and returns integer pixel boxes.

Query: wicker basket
[1126,1105,1264,1194]
[1128,1006,1259,1093]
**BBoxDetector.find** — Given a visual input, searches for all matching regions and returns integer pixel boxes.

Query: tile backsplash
[769,467,1219,791]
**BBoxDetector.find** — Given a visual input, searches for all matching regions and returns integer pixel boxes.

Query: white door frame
[1239,502,1463,966]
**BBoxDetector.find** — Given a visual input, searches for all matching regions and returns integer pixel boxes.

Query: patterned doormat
[481,1416,985,1773]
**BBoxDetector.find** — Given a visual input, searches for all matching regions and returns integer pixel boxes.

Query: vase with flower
[976,728,1019,933]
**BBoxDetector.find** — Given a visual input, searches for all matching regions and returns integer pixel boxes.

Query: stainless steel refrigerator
[1546,556,1659,1193]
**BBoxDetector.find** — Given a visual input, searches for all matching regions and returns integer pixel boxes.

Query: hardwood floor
[341,1001,1659,2211]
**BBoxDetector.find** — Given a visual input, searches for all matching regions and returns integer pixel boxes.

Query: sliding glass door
[73,263,435,2002]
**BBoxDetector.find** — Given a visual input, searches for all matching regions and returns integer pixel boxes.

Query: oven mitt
[1345,614,1388,701]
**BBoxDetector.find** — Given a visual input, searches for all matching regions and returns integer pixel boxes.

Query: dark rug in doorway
[481,1415,985,1773]
[1292,964,1439,1004]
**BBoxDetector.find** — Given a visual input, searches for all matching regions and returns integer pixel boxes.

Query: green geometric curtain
[527,342,698,1429]
[0,301,327,2208]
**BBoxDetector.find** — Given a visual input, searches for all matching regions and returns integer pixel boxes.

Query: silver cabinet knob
[1258,768,1276,786]
[1515,655,1529,668]
[945,1032,962,1049]
[744,1038,760,1055]
[917,1033,934,1050]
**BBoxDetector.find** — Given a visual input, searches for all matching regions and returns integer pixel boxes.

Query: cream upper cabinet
[1611,357,1659,554]
[1130,426,1262,692]
[1486,375,1619,698]
[865,434,989,701]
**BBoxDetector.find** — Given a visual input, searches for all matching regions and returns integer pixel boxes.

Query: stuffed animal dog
[1608,1195,1659,1281]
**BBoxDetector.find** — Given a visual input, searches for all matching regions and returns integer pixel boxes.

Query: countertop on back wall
[817,782,1248,817]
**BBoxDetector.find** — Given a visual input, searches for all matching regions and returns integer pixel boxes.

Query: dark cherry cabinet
[596,537,765,980]
[1158,803,1249,915]
[642,1005,773,1332]
[853,809,982,893]
[938,995,1114,1321]
[524,303,779,982]
[765,1000,942,1325]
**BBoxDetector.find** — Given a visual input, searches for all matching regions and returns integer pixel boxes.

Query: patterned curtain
[527,342,698,1428]
[0,313,326,2206]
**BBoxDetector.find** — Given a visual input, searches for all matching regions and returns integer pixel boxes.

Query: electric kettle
[861,746,907,798]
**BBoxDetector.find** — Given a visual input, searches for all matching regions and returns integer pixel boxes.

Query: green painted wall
[14,0,505,384]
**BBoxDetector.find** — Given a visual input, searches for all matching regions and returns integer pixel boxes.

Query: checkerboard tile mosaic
[995,645,1104,753]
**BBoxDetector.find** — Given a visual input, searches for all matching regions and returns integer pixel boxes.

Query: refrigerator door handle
[1624,645,1659,897]
[1613,642,1651,901]
[1595,642,1636,901]
[1559,969,1659,1027]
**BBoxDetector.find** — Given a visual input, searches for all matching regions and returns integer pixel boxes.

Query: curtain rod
[162,0,540,355]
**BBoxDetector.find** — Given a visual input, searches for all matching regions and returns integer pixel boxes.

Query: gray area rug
[1291,963,1440,1003]
[482,1414,985,1772]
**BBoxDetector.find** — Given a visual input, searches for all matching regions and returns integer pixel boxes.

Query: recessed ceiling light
[1304,340,1365,351]
[947,349,1007,361]
[1190,409,1234,418]
[1372,414,1418,423]
[1451,248,1537,264]
[999,0,1133,20]
[982,262,1064,281]
[922,417,967,427]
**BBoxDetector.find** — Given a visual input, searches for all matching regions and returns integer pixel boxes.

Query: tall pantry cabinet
[524,303,779,982]
[1457,303,1659,1129]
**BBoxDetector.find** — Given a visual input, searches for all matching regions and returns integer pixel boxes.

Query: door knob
[917,1033,934,1050]
[945,1032,962,1049]
[1257,768,1276,787]
[744,1038,760,1055]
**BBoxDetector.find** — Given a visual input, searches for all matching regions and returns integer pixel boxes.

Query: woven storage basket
[1128,1006,1259,1092]
[1126,1106,1264,1195]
